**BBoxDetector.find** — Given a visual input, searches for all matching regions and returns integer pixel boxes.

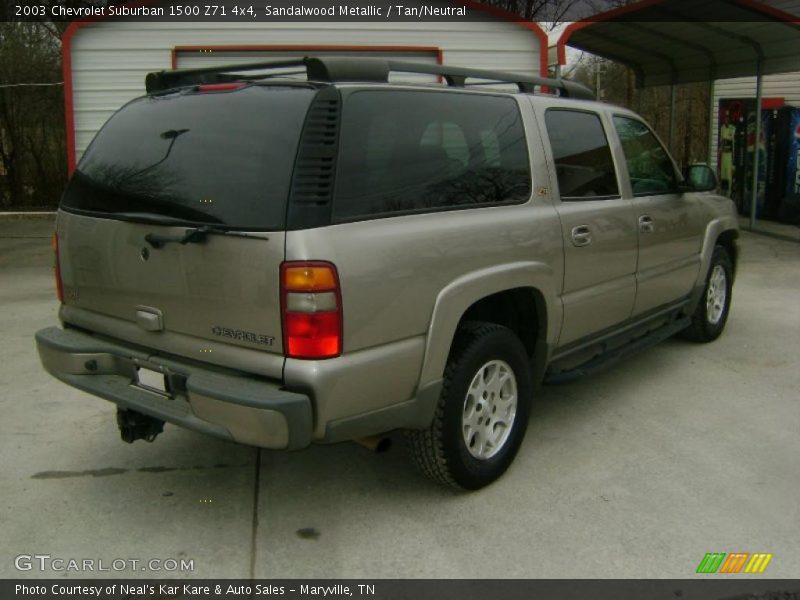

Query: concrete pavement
[1,217,797,579]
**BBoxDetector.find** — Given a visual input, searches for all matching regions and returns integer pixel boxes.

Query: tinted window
[334,91,530,220]
[613,116,677,195]
[62,86,314,230]
[545,109,619,200]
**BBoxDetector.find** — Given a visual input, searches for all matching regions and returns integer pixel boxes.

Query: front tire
[408,321,533,490]
[682,245,733,342]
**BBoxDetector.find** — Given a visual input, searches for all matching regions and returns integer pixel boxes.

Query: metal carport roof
[553,0,800,227]
[555,0,800,88]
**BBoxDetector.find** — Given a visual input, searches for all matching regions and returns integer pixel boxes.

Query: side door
[610,116,705,316]
[542,108,638,346]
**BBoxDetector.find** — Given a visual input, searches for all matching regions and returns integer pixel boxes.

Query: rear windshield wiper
[110,211,190,227]
[145,225,268,249]
[145,227,209,249]
[89,211,267,248]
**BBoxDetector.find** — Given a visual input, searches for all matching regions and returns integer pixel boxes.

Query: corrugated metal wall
[68,19,544,165]
[709,0,800,164]
[173,48,441,85]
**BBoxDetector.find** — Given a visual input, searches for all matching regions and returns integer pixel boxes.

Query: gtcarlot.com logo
[14,554,194,573]
[696,552,773,574]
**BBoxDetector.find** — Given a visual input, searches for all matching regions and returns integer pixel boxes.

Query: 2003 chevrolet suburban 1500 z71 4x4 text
[36,57,738,489]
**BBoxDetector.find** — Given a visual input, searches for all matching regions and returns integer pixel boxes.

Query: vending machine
[718,100,800,223]
[763,108,787,220]
[740,106,769,218]
[777,108,800,224]
[717,100,747,206]
[717,99,766,215]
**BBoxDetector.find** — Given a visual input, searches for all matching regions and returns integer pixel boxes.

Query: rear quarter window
[333,90,531,220]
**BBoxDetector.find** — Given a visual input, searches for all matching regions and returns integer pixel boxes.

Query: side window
[480,130,502,167]
[420,122,469,167]
[613,116,677,195]
[544,109,619,201]
[334,91,531,220]
[364,119,399,172]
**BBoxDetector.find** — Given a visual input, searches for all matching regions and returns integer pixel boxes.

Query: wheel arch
[418,262,559,390]
[458,287,546,358]
[715,228,739,279]
[685,217,739,316]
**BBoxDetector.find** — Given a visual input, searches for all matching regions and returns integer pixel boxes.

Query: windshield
[62,85,314,230]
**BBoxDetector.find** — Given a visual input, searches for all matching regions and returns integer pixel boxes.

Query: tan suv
[36,57,738,489]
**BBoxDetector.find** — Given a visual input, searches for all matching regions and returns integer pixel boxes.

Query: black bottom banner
[3,580,800,600]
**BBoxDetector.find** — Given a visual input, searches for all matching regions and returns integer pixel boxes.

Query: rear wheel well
[457,288,544,360]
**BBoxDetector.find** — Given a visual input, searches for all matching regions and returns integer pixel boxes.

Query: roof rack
[145,56,595,100]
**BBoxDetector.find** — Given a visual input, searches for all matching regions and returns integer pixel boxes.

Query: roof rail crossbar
[145,56,594,100]
[146,58,308,92]
[384,60,593,98]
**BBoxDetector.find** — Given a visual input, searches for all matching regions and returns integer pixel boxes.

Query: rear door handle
[570,225,592,247]
[639,215,655,233]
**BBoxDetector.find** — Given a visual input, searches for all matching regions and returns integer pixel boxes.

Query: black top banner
[6,0,495,23]
[4,0,799,22]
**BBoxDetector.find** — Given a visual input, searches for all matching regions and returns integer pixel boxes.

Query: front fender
[686,202,739,313]
[697,211,739,285]
[418,261,560,388]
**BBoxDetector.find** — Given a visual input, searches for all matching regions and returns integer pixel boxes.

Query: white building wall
[68,19,544,164]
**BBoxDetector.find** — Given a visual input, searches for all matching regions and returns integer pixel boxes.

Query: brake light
[52,232,64,303]
[196,83,246,92]
[281,261,342,359]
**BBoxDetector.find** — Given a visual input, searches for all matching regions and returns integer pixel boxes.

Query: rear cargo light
[52,232,64,303]
[280,261,342,359]
[196,83,247,92]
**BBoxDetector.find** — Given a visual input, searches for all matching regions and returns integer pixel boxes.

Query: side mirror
[680,164,717,193]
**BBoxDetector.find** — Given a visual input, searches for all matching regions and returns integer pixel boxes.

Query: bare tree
[570,56,711,166]
[476,0,597,23]
[0,22,66,208]
[0,1,115,208]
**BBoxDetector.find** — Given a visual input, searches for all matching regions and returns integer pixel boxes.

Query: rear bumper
[35,326,312,450]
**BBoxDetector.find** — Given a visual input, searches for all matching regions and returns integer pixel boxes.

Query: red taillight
[283,312,341,358]
[52,232,64,303]
[280,261,342,359]
[196,83,246,92]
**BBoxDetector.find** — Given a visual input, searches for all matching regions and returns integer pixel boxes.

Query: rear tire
[407,321,533,490]
[682,245,733,343]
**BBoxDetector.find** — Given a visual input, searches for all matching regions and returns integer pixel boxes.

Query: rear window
[333,90,531,220]
[62,85,314,230]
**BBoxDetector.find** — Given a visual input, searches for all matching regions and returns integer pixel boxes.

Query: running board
[544,316,691,384]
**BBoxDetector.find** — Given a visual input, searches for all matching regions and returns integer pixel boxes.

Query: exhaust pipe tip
[354,435,392,453]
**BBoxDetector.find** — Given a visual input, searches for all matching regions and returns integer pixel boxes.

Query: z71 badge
[211,326,275,346]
